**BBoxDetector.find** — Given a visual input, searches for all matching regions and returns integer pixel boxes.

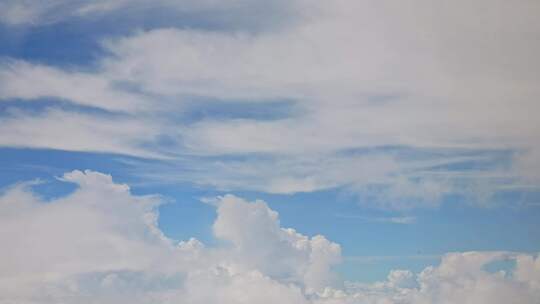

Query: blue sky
[1,1,540,303]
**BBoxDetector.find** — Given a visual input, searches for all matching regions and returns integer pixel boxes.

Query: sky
[0,1,539,303]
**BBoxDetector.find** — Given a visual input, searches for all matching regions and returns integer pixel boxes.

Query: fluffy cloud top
[0,170,340,302]
[0,170,539,303]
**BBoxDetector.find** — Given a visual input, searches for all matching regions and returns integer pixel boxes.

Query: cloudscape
[0,1,539,303]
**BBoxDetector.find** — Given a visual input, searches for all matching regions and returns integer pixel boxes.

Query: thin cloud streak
[335,214,417,224]
[344,254,441,264]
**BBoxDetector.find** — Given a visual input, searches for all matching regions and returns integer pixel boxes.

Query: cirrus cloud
[0,0,539,208]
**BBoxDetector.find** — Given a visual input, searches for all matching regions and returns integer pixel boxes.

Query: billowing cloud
[0,170,539,303]
[329,252,540,304]
[211,194,341,292]
[0,170,340,302]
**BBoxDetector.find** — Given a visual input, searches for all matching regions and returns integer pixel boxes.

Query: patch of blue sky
[0,148,139,188]
[155,190,221,246]
[0,97,127,117]
[491,189,540,208]
[0,21,107,68]
[483,258,517,277]
[0,2,296,68]
[166,97,301,124]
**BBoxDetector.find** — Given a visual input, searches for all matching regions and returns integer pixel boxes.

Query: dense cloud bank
[0,170,539,303]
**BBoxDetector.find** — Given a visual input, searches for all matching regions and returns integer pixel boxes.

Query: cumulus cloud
[0,170,172,302]
[0,170,340,302]
[324,252,540,304]
[212,194,341,292]
[0,170,539,303]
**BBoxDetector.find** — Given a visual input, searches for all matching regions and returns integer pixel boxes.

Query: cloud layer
[0,170,539,303]
[1,0,539,208]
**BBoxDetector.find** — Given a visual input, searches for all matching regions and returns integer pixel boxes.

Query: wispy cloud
[344,254,441,264]
[0,0,539,208]
[335,214,417,224]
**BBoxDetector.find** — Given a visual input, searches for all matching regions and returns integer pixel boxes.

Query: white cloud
[0,1,58,25]
[0,170,539,303]
[0,171,340,302]
[328,252,540,304]
[0,170,174,301]
[212,194,341,292]
[98,0,540,193]
[0,108,164,158]
[335,214,417,225]
[0,60,150,112]
[0,0,539,206]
